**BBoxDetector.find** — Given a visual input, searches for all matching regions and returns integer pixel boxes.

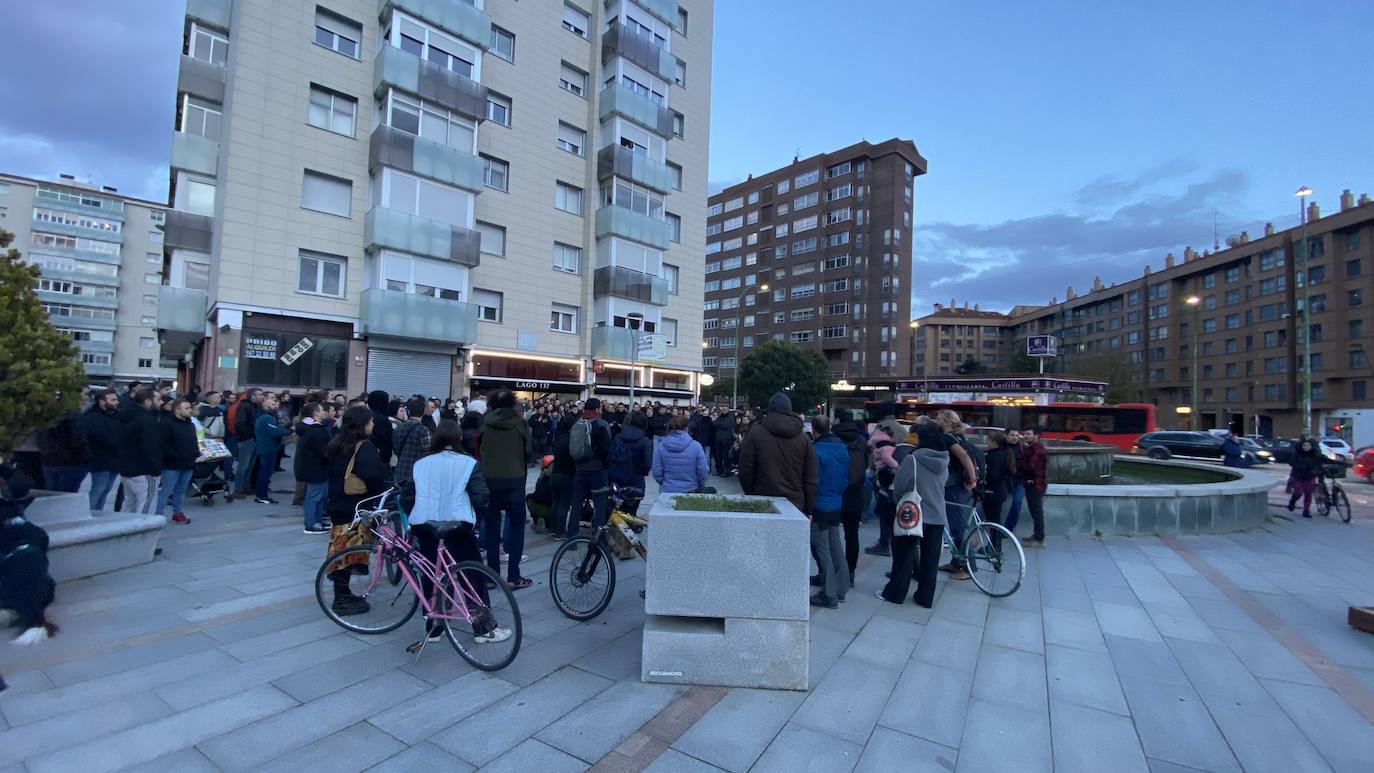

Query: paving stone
[0,691,169,767]
[255,722,406,773]
[752,722,862,773]
[1042,607,1106,653]
[1142,602,1219,643]
[491,608,640,687]
[1115,671,1240,773]
[849,726,955,772]
[1184,596,1265,633]
[792,655,901,745]
[1104,635,1189,685]
[25,684,298,773]
[573,626,646,681]
[271,643,415,703]
[156,633,369,710]
[1050,700,1149,773]
[1261,678,1374,773]
[397,643,478,685]
[535,677,685,763]
[480,738,589,773]
[221,618,343,661]
[430,666,614,766]
[955,698,1051,773]
[118,747,221,772]
[1214,627,1323,687]
[931,587,990,627]
[368,742,474,773]
[645,748,726,772]
[809,590,884,636]
[1147,759,1217,773]
[970,644,1047,711]
[367,671,519,745]
[982,606,1043,654]
[911,617,984,673]
[807,617,857,688]
[43,631,221,687]
[1045,644,1129,716]
[1039,582,1094,613]
[878,659,973,750]
[197,671,431,771]
[1093,600,1163,642]
[671,687,805,773]
[202,603,322,644]
[842,615,924,669]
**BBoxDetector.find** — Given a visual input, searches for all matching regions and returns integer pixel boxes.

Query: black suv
[1133,431,1227,461]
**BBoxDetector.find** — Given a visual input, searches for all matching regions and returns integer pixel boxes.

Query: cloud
[708,178,744,196]
[913,167,1253,314]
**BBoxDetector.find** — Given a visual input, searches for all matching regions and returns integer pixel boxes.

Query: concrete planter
[23,489,167,582]
[642,494,810,691]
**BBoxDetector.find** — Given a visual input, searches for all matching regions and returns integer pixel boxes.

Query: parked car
[1238,437,1273,464]
[1133,431,1225,461]
[1321,438,1355,464]
[1354,448,1374,483]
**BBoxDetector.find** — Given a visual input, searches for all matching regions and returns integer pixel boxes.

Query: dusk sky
[2,1,1370,314]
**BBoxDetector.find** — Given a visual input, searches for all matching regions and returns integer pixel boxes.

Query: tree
[0,229,86,453]
[1008,338,1040,374]
[954,358,982,375]
[1067,351,1147,404]
[698,375,734,403]
[737,340,830,411]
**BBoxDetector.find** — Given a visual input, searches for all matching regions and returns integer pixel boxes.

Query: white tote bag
[893,485,923,537]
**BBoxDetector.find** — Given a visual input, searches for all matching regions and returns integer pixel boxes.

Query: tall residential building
[700,139,926,383]
[0,172,175,386]
[159,0,712,403]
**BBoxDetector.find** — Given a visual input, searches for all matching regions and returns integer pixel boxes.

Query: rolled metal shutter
[366,349,452,400]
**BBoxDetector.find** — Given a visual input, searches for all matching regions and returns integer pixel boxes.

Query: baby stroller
[189,439,235,506]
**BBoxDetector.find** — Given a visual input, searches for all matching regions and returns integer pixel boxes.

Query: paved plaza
[3,469,1374,772]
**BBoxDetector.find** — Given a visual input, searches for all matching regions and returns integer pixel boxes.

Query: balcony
[369,125,485,193]
[157,285,208,355]
[374,44,488,122]
[185,0,231,30]
[365,207,481,267]
[361,287,478,346]
[633,0,679,28]
[380,0,492,51]
[602,23,676,83]
[591,326,637,362]
[598,82,674,139]
[178,53,225,103]
[597,144,675,194]
[595,206,673,250]
[594,265,669,306]
[161,210,214,253]
[170,131,218,177]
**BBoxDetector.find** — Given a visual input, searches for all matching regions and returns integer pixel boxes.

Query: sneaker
[1020,537,1045,549]
[938,562,959,574]
[507,577,533,590]
[304,524,330,534]
[500,551,529,563]
[809,594,838,609]
[474,626,512,644]
[864,542,891,557]
[331,595,370,616]
[875,589,900,605]
[171,512,190,524]
[550,532,567,542]
[254,497,279,505]
[950,568,972,581]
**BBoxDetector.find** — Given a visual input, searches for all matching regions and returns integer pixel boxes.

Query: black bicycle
[1315,464,1353,523]
[548,485,646,621]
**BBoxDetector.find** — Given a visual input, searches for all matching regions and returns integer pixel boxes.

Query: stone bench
[21,489,167,582]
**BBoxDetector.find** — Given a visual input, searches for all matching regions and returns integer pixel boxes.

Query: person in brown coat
[738,392,817,515]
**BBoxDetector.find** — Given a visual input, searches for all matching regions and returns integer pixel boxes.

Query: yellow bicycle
[548,485,647,620]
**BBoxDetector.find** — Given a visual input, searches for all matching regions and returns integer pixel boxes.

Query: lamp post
[732,283,768,409]
[908,320,923,399]
[1186,295,1201,430]
[626,312,643,410]
[1295,186,1313,435]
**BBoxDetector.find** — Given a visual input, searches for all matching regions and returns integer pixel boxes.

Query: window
[724,215,743,231]
[138,336,156,349]
[824,255,850,271]
[789,331,813,344]
[486,92,511,126]
[661,318,678,347]
[559,63,588,96]
[473,289,502,322]
[792,238,817,255]
[1308,237,1325,258]
[702,356,717,368]
[794,169,820,188]
[490,26,515,61]
[552,242,581,274]
[667,162,683,191]
[307,85,356,136]
[372,167,473,227]
[790,283,816,299]
[793,192,819,210]
[1259,250,1284,271]
[297,250,345,297]
[381,91,476,151]
[1349,259,1362,278]
[1351,289,1365,307]
[793,215,818,232]
[707,203,723,216]
[550,303,578,333]
[180,96,222,141]
[667,212,681,242]
[476,221,505,256]
[314,8,361,58]
[1355,381,1367,400]
[562,3,590,37]
[671,111,684,138]
[826,231,850,248]
[555,122,587,156]
[1202,273,1216,288]
[555,182,583,215]
[674,58,686,87]
[482,155,509,191]
[826,162,851,179]
[188,21,228,64]
[825,208,851,225]
[300,170,351,217]
[660,263,680,294]
[1350,319,1364,338]
[826,184,851,202]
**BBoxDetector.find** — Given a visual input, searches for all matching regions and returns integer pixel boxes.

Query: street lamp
[626,311,643,410]
[1295,186,1313,435]
[732,283,767,409]
[908,320,925,399]
[1186,295,1201,430]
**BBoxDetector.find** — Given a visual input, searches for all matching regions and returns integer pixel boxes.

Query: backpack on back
[877,442,915,496]
[951,434,987,488]
[570,418,594,462]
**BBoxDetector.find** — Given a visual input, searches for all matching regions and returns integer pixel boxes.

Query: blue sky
[1,1,1370,314]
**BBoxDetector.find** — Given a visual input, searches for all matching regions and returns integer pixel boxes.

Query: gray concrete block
[672,687,806,773]
[1043,607,1107,653]
[1176,499,1197,533]
[983,607,1043,654]
[792,656,901,745]
[856,726,959,773]
[911,617,984,673]
[879,659,973,750]
[1093,601,1163,643]
[535,676,684,763]
[970,645,1047,711]
[644,494,810,621]
[1114,671,1240,772]
[1261,678,1374,773]
[843,615,924,669]
[752,723,862,773]
[1045,644,1129,716]
[43,514,167,582]
[642,614,808,691]
[956,698,1051,773]
[1051,701,1149,773]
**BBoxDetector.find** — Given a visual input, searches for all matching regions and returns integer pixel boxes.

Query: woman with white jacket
[409,420,511,644]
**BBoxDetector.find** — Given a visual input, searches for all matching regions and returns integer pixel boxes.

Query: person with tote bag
[879,424,950,608]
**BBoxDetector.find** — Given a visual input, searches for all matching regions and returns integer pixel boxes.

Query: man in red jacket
[1015,428,1048,548]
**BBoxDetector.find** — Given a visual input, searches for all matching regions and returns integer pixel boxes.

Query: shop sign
[280,337,314,366]
[515,380,552,390]
[244,335,278,360]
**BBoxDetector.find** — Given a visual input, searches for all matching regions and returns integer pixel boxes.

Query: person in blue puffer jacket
[809,415,851,608]
[652,415,709,494]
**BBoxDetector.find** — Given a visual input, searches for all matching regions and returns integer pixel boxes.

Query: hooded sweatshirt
[812,433,850,520]
[738,410,817,514]
[832,419,869,512]
[653,429,709,493]
[893,447,950,527]
[479,407,531,481]
[608,423,653,488]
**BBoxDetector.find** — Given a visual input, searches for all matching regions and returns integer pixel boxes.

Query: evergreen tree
[737,340,830,412]
[0,229,86,453]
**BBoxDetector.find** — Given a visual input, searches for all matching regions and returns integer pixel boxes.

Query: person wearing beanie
[738,392,816,515]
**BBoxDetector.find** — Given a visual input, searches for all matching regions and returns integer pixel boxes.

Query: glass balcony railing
[602,23,676,83]
[369,125,485,193]
[178,54,225,103]
[161,210,214,253]
[374,44,488,122]
[633,0,679,28]
[381,0,492,51]
[365,206,481,267]
[597,144,675,194]
[591,326,637,362]
[594,265,669,306]
[157,285,208,334]
[598,82,674,139]
[361,287,478,345]
[595,205,673,250]
[185,0,231,30]
[170,131,218,177]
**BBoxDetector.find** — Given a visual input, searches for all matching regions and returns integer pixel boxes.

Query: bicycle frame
[941,499,984,558]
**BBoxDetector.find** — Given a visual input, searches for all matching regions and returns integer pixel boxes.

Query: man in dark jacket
[739,392,817,516]
[832,408,869,580]
[232,388,263,498]
[119,388,163,514]
[1015,428,1048,548]
[608,411,653,516]
[38,401,89,493]
[478,389,532,588]
[294,402,331,533]
[712,409,737,476]
[367,390,394,472]
[567,398,613,540]
[84,389,122,510]
[689,407,713,452]
[648,407,671,456]
[158,399,199,524]
[548,413,579,539]
[810,416,851,607]
[392,396,433,485]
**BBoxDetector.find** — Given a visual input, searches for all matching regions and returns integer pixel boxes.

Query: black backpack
[950,433,987,488]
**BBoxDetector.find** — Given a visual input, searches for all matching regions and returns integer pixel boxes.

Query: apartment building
[159,0,711,403]
[0,172,175,386]
[911,190,1374,438]
[700,139,926,382]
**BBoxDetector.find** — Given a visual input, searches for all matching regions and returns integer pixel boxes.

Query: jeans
[484,478,527,582]
[45,464,88,493]
[549,471,574,537]
[1024,485,1046,541]
[946,486,973,565]
[841,509,861,577]
[881,524,946,607]
[89,470,118,511]
[235,443,258,494]
[412,522,488,612]
[874,496,894,548]
[254,449,277,500]
[159,468,193,516]
[810,516,849,601]
[119,474,160,514]
[567,470,609,539]
[712,439,733,476]
[1005,481,1025,531]
[861,472,876,521]
[303,481,328,528]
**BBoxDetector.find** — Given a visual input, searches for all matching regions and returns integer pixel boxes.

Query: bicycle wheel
[1315,486,1331,517]
[384,512,406,585]
[963,522,1024,598]
[437,561,522,671]
[315,544,420,634]
[1331,486,1352,523]
[549,535,616,621]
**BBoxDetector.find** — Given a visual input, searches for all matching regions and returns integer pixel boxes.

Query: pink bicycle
[314,490,522,671]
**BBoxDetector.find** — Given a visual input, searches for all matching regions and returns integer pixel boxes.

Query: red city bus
[864,401,1157,452]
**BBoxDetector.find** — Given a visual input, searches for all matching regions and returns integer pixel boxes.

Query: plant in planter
[671,495,778,513]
